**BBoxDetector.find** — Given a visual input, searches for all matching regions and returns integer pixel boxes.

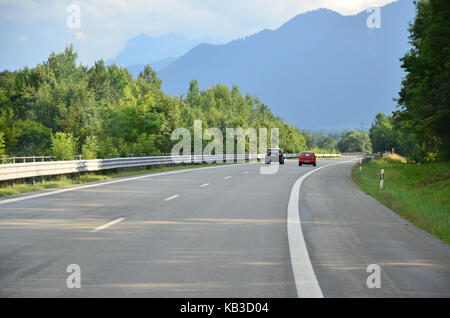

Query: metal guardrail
[0,154,254,182]
[1,155,86,164]
[1,156,53,164]
[283,153,342,158]
[315,154,342,158]
[0,153,342,182]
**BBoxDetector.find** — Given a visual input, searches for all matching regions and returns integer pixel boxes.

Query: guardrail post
[380,169,384,189]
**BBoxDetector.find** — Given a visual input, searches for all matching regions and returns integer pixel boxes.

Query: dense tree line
[0,46,312,160]
[337,130,372,153]
[366,0,449,162]
[369,112,419,158]
[394,0,449,161]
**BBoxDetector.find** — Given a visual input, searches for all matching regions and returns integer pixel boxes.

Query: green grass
[352,158,450,244]
[0,162,232,198]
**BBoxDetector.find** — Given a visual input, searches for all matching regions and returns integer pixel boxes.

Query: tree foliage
[82,135,99,160]
[369,112,420,159]
[0,132,5,156]
[50,132,76,161]
[395,0,450,160]
[337,130,372,153]
[0,47,309,158]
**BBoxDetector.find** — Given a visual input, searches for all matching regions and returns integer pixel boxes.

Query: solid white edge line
[288,159,359,298]
[164,194,179,201]
[0,162,256,205]
[91,217,126,232]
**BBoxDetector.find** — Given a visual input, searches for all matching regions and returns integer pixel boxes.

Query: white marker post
[360,160,362,172]
[380,169,384,189]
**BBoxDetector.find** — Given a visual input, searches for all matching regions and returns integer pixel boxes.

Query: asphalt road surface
[0,158,449,297]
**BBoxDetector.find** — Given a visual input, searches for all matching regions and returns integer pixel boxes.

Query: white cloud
[0,0,398,70]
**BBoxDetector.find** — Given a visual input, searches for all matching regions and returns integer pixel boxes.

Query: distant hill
[157,0,416,131]
[126,57,177,78]
[107,33,197,73]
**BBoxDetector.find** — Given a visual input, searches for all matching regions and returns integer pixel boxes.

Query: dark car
[299,151,316,166]
[265,148,284,164]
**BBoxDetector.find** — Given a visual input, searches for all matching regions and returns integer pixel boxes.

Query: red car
[299,151,316,166]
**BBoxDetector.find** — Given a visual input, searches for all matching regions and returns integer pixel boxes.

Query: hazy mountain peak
[158,0,416,131]
[108,33,199,66]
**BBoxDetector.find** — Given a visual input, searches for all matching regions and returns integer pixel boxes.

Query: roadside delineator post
[360,159,362,171]
[380,169,384,189]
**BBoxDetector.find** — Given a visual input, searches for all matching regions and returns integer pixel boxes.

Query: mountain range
[112,0,416,131]
[106,33,197,75]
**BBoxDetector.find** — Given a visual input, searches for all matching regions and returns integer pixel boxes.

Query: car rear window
[302,152,313,157]
[267,149,281,155]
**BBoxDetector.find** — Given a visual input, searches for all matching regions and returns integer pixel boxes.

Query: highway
[0,158,449,297]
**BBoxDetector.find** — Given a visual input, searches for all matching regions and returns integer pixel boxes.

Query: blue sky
[0,0,396,71]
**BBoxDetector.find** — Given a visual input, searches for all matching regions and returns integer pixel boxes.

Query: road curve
[300,160,450,297]
[0,158,449,297]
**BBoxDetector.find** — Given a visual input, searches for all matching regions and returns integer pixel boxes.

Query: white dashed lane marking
[91,218,126,232]
[164,194,179,201]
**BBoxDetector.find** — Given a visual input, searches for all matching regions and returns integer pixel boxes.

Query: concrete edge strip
[287,159,358,298]
[0,162,256,205]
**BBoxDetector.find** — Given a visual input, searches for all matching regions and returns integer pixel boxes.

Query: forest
[370,0,449,162]
[0,46,313,160]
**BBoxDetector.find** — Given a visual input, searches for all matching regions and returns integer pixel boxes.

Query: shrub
[50,132,77,160]
[0,132,5,156]
[82,136,99,159]
[98,137,119,158]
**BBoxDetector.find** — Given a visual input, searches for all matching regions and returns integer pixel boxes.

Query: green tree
[44,45,79,82]
[82,135,99,159]
[138,65,162,90]
[395,0,450,160]
[97,137,119,158]
[337,130,372,153]
[301,130,316,149]
[0,46,309,158]
[369,112,421,160]
[0,131,5,156]
[360,131,372,153]
[317,135,335,151]
[50,132,77,160]
[369,113,396,153]
[10,120,52,155]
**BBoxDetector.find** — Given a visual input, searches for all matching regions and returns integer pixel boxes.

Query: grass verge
[352,158,450,244]
[0,162,233,198]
